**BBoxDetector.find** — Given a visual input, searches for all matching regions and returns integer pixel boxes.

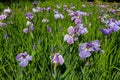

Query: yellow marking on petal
[86,48,88,51]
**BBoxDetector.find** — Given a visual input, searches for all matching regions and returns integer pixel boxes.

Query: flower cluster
[100,18,120,35]
[23,13,34,34]
[54,10,64,20]
[32,1,51,13]
[0,8,12,28]
[64,9,88,44]
[79,40,104,59]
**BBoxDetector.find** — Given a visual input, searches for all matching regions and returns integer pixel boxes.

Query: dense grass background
[0,0,120,80]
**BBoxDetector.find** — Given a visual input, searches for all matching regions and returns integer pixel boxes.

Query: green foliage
[0,0,120,80]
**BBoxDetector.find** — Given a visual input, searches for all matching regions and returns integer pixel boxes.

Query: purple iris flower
[79,40,104,59]
[51,53,64,65]
[79,43,91,59]
[25,13,33,20]
[16,51,32,67]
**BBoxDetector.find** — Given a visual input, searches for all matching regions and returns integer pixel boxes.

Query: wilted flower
[51,53,64,65]
[16,51,32,67]
[79,40,104,59]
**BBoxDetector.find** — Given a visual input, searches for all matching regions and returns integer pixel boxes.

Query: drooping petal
[26,55,32,61]
[58,55,64,65]
[16,53,23,61]
[92,40,100,47]
[79,50,91,59]
[109,22,120,32]
[20,59,28,67]
[79,43,87,51]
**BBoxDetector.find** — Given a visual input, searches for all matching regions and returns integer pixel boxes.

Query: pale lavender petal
[58,55,64,65]
[79,43,87,51]
[68,26,74,35]
[54,14,60,19]
[23,28,29,34]
[20,59,28,67]
[92,40,100,47]
[26,55,32,61]
[64,34,69,41]
[79,50,91,59]
[16,53,23,61]
[60,14,64,19]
